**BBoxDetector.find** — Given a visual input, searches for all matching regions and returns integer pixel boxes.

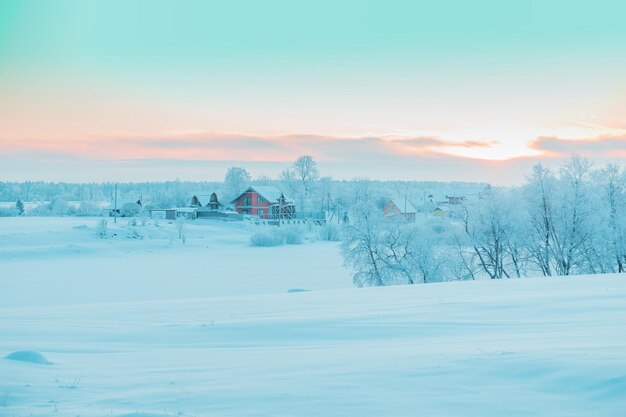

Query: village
[105,184,469,225]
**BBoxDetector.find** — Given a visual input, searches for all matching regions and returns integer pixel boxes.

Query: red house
[231,186,295,219]
[383,199,416,222]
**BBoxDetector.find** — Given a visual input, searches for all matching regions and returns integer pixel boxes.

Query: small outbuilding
[150,208,177,220]
[190,192,224,218]
[190,192,222,209]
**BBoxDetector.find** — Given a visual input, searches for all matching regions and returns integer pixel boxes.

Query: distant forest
[0,178,485,214]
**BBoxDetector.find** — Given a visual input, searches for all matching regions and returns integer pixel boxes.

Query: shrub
[49,197,70,216]
[250,230,284,247]
[120,202,140,217]
[319,223,342,241]
[75,201,102,216]
[283,226,304,245]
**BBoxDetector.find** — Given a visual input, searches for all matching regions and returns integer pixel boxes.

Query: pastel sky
[1,0,625,183]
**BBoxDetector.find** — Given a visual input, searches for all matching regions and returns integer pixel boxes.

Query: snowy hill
[1,217,626,416]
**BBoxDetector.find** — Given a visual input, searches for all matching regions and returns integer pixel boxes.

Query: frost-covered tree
[450,234,479,281]
[377,222,419,285]
[524,164,557,276]
[408,221,449,283]
[48,197,70,216]
[120,202,140,217]
[316,176,334,211]
[75,201,101,216]
[594,164,626,272]
[505,196,532,278]
[292,155,319,194]
[342,210,386,287]
[337,155,626,286]
[279,167,298,197]
[222,167,251,203]
[549,156,594,275]
[521,156,597,276]
[281,155,320,210]
[462,186,518,279]
[342,180,455,286]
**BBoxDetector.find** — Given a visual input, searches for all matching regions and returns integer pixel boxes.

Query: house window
[258,209,264,217]
[258,195,264,204]
[242,197,251,206]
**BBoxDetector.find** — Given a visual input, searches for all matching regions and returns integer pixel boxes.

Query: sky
[1,0,625,184]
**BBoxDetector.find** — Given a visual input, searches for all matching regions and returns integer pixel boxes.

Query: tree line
[342,156,626,285]
[0,155,483,217]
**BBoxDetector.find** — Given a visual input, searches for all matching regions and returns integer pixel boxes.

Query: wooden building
[231,186,295,219]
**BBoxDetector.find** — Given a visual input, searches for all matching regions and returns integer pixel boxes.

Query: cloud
[0,132,506,162]
[387,137,500,156]
[3,131,626,183]
[530,135,626,157]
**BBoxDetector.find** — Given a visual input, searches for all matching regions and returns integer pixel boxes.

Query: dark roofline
[230,186,288,204]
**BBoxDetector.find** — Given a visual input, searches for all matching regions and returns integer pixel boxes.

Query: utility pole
[278,195,282,228]
[114,183,118,224]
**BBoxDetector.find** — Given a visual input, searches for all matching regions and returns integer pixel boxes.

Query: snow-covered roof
[175,207,198,212]
[390,199,416,214]
[253,186,283,202]
[189,192,215,205]
[232,186,287,203]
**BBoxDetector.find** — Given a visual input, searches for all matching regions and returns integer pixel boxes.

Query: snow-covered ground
[1,217,626,416]
[0,217,348,307]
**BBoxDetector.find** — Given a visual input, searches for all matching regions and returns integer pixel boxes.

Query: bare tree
[524,164,556,276]
[595,164,626,272]
[408,221,448,283]
[462,186,515,279]
[223,167,251,203]
[549,156,594,275]
[341,204,386,287]
[282,155,320,210]
[293,155,319,194]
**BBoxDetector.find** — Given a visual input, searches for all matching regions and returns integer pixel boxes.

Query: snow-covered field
[1,217,626,416]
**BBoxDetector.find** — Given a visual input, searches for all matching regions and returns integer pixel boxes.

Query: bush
[283,226,304,245]
[49,197,70,216]
[120,202,140,217]
[75,201,102,216]
[319,223,342,241]
[250,230,285,247]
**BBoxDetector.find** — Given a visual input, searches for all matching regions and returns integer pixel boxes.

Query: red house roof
[231,186,289,204]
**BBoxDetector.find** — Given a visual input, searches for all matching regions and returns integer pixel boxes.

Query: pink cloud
[0,132,506,162]
[529,135,626,158]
